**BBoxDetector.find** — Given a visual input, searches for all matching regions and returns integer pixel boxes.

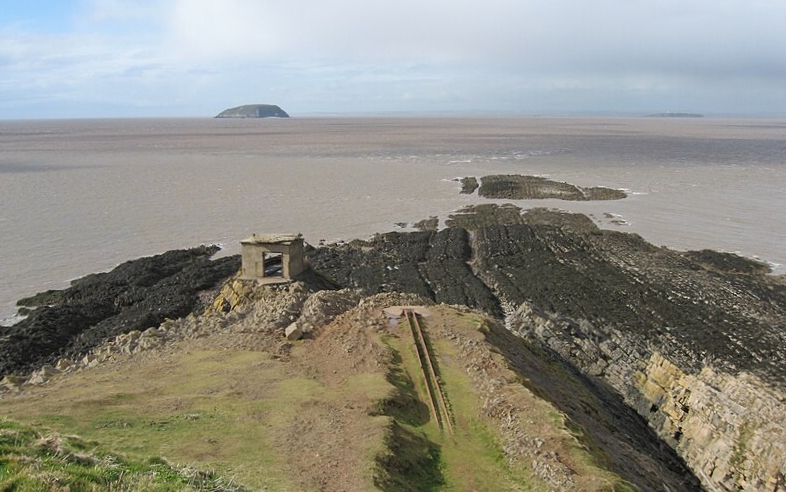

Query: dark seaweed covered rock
[458,176,479,194]
[683,248,772,276]
[477,175,626,201]
[311,207,786,387]
[0,246,239,377]
[472,222,786,383]
[308,228,501,315]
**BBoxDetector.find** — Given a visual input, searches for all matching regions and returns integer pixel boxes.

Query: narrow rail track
[404,310,454,434]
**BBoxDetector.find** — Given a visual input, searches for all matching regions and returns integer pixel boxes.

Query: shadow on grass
[371,344,444,491]
[380,348,431,427]
[374,421,444,492]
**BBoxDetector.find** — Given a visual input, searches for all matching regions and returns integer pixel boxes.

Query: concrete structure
[383,306,432,318]
[240,234,305,283]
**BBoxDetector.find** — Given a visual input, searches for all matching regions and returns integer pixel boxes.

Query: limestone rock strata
[311,211,786,387]
[639,356,786,491]
[309,227,501,315]
[508,302,786,491]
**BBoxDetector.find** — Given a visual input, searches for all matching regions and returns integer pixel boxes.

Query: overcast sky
[2,0,785,118]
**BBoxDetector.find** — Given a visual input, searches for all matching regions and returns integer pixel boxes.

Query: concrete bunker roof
[241,233,302,245]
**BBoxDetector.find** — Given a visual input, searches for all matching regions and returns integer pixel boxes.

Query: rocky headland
[2,205,785,491]
[215,104,290,118]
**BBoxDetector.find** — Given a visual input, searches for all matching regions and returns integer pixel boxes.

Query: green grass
[0,350,301,490]
[1,342,401,491]
[0,417,248,491]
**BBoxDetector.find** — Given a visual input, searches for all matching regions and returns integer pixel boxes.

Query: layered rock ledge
[308,204,786,491]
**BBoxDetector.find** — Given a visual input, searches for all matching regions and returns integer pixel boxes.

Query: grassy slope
[1,305,632,491]
[1,350,301,490]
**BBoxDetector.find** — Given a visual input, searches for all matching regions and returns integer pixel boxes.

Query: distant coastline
[646,112,704,118]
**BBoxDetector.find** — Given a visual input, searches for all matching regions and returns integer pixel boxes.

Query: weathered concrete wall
[283,240,305,279]
[240,243,266,279]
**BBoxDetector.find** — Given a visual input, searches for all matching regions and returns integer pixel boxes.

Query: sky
[1,0,785,118]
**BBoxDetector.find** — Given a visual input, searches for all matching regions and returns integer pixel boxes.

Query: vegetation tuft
[0,417,248,492]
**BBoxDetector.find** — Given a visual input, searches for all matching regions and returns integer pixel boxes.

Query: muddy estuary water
[1,116,785,323]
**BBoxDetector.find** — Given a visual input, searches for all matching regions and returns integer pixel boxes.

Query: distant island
[214,104,289,118]
[646,112,704,118]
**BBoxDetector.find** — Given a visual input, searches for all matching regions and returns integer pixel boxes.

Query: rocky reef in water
[214,104,290,118]
[458,175,627,200]
[3,205,785,491]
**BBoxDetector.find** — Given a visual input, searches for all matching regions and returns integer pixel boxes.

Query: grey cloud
[167,0,786,75]
[2,0,785,117]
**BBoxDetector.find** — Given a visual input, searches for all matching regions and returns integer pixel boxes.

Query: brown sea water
[1,116,785,323]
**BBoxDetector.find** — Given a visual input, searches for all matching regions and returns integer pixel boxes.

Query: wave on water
[1,312,27,328]
[746,256,784,275]
[444,176,475,191]
[617,188,649,196]
[602,212,630,226]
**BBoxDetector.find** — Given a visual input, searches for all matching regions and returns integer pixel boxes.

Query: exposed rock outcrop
[457,176,479,194]
[507,302,786,491]
[0,246,240,378]
[308,227,501,315]
[459,175,627,200]
[309,205,786,491]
